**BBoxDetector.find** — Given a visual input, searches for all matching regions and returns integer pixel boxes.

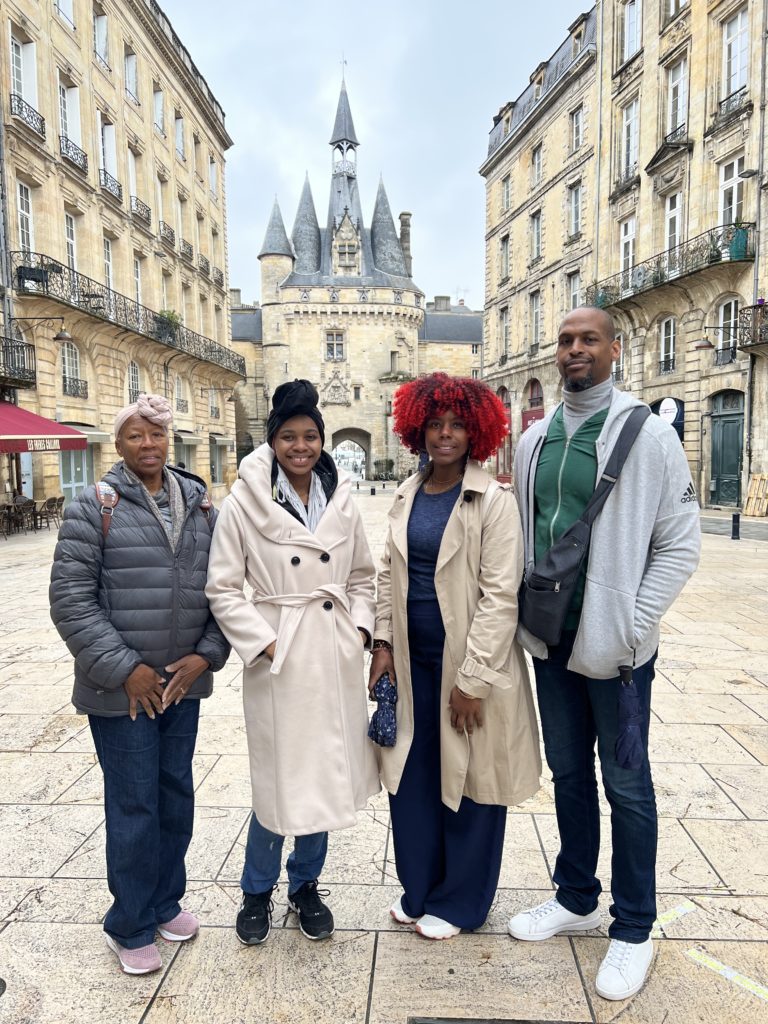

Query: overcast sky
[163,0,588,310]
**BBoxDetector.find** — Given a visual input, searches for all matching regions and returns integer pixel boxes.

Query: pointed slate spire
[370,178,407,276]
[291,174,321,274]
[329,81,359,146]
[258,198,293,259]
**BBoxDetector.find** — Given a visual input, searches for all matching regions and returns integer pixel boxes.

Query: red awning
[0,402,88,454]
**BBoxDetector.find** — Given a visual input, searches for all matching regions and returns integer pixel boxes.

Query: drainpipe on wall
[593,0,605,284]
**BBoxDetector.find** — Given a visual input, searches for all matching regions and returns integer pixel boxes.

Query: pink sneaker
[158,910,200,942]
[105,934,162,974]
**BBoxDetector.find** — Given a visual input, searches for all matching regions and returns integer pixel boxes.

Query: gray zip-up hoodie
[513,388,701,678]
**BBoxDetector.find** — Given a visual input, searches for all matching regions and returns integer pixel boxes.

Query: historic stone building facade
[0,0,243,502]
[233,83,481,479]
[481,1,767,507]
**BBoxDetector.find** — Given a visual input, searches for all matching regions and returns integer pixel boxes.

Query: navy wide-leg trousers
[388,601,506,931]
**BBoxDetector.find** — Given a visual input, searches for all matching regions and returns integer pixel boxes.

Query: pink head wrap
[114,393,173,438]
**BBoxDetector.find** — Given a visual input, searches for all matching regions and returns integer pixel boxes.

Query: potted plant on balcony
[707,234,723,264]
[154,309,182,342]
[729,220,749,261]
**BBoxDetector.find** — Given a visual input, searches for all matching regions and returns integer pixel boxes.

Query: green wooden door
[710,391,744,506]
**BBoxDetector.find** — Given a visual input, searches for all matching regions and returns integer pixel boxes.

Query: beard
[564,372,595,392]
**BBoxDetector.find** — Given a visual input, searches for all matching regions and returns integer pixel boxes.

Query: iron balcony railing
[175,397,189,413]
[130,195,151,226]
[738,303,768,349]
[10,251,246,376]
[94,50,111,74]
[586,223,755,308]
[664,122,687,144]
[159,221,176,247]
[60,135,88,173]
[659,356,676,374]
[180,239,193,261]
[198,254,210,276]
[212,266,224,287]
[614,161,639,189]
[0,337,37,388]
[63,375,88,398]
[99,168,123,202]
[714,346,737,366]
[718,86,748,120]
[10,93,45,138]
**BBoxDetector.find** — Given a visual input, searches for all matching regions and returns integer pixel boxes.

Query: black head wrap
[266,379,325,446]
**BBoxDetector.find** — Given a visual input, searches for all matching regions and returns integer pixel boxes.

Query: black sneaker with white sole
[236,886,275,945]
[287,880,334,940]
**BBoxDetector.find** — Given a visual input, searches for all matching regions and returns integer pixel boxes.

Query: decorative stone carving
[660,13,690,58]
[653,159,686,196]
[612,51,643,95]
[320,369,351,406]
[300,289,310,301]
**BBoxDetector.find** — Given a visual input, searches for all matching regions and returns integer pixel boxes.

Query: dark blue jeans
[533,633,657,942]
[89,698,200,949]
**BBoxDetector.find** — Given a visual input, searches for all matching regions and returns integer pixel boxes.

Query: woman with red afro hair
[369,373,541,940]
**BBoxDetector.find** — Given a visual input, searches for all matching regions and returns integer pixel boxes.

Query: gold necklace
[424,471,464,494]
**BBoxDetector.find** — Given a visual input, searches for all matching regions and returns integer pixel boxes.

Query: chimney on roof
[399,212,412,277]
[229,288,242,307]
[435,295,451,312]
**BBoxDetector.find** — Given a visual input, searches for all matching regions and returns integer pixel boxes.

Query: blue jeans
[89,698,200,949]
[533,633,657,942]
[241,812,328,896]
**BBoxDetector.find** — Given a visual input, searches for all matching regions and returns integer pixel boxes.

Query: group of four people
[50,306,700,1001]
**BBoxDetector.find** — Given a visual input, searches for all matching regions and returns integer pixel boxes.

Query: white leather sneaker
[596,938,654,1000]
[390,896,418,925]
[415,914,461,939]
[508,896,601,941]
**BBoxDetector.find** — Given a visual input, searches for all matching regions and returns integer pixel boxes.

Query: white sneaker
[508,896,601,941]
[596,938,654,1000]
[415,914,461,940]
[390,896,418,925]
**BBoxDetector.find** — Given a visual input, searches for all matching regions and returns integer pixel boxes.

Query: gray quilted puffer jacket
[50,462,230,716]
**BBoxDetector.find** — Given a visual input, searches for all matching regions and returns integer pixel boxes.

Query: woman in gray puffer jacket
[50,394,229,976]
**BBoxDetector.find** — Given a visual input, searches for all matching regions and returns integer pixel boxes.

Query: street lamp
[10,316,72,342]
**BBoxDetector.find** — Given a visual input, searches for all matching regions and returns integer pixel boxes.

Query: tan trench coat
[374,461,541,811]
[205,444,380,836]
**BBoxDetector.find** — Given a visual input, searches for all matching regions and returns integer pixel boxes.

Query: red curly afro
[392,373,508,463]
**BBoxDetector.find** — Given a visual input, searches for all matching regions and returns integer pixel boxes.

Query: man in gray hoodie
[508,307,700,1000]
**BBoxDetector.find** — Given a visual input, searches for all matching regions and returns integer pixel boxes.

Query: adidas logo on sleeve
[681,482,698,504]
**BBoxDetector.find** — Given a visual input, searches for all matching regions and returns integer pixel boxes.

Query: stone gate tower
[257,81,425,475]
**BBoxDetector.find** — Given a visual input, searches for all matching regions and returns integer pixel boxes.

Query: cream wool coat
[374,461,541,812]
[205,444,380,836]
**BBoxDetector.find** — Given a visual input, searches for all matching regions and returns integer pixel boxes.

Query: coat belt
[252,584,350,674]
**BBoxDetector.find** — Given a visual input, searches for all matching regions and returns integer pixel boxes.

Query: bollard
[382,483,386,490]
[356,481,359,490]
[370,486,376,496]
[731,511,740,540]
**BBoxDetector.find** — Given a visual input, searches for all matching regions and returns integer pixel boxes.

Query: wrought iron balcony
[60,135,88,173]
[10,250,246,376]
[99,168,123,203]
[718,87,748,120]
[130,195,151,226]
[614,161,639,189]
[738,303,768,350]
[212,266,224,287]
[159,221,176,247]
[209,406,221,420]
[180,239,193,261]
[175,397,189,413]
[63,375,88,398]
[664,122,687,144]
[714,346,737,366]
[198,254,210,276]
[10,93,45,139]
[659,356,676,374]
[0,337,36,389]
[125,88,139,106]
[586,223,755,309]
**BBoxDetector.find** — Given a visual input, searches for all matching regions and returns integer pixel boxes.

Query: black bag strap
[580,406,651,528]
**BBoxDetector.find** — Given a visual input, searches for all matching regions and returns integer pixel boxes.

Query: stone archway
[331,427,371,479]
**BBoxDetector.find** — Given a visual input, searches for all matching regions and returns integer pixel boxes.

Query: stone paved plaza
[0,489,767,1024]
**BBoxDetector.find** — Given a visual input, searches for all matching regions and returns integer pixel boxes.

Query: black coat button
[320,552,330,563]
[464,492,473,503]
[323,600,333,610]
[291,556,300,565]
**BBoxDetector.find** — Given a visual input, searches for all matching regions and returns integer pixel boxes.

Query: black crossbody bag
[519,406,651,647]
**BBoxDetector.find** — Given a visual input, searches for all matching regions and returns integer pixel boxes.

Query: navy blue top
[406,481,461,605]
